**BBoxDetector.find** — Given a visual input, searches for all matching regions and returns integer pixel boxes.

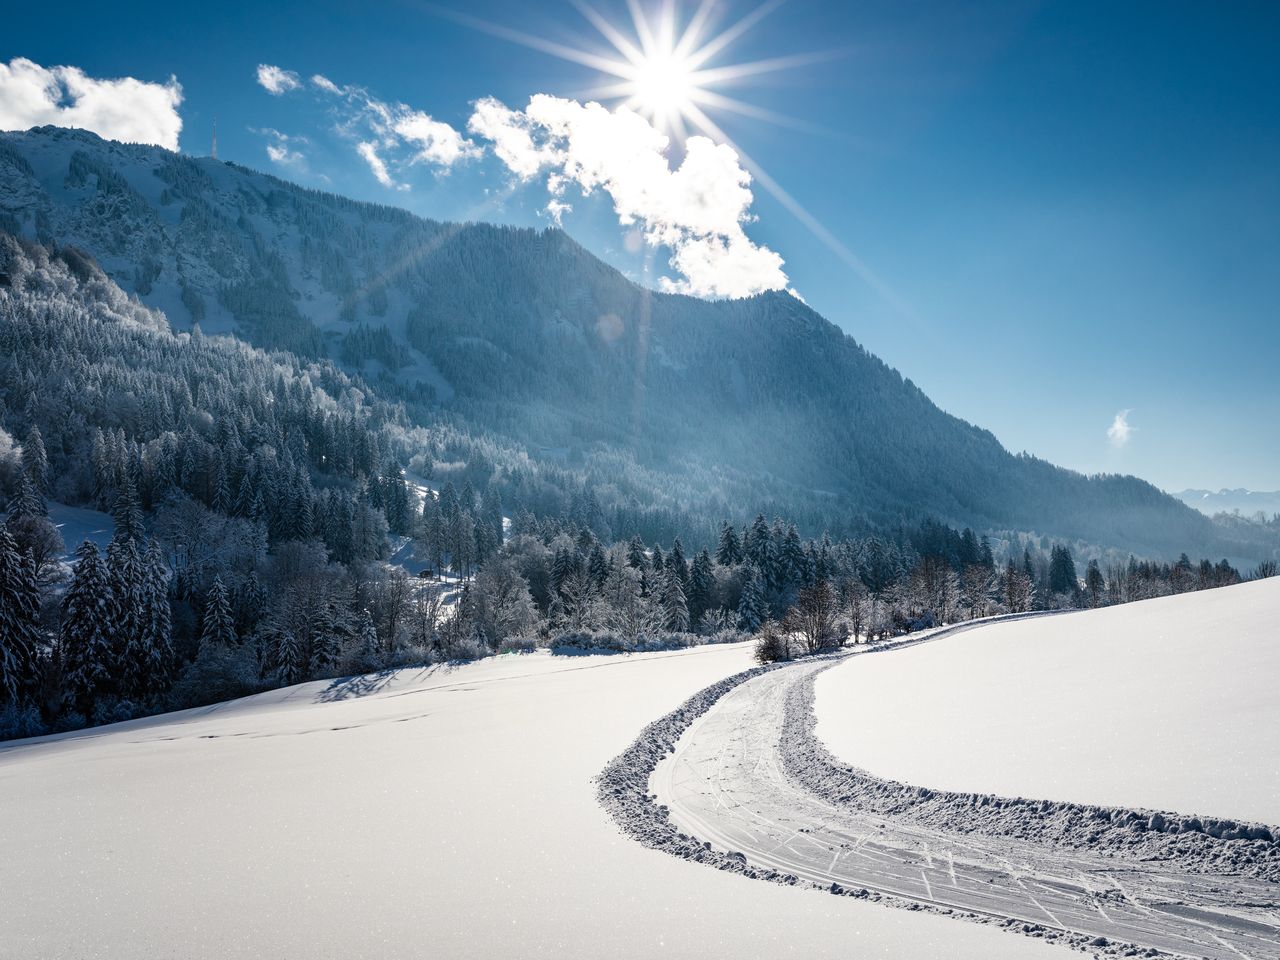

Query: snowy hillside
[815,578,1280,824]
[0,644,1065,960]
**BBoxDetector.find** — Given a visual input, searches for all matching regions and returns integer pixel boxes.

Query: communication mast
[211,117,218,160]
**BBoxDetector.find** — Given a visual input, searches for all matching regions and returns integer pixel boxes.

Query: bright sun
[626,50,699,125]
[449,0,824,142]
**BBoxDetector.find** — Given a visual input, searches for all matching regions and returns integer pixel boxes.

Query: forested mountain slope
[0,125,1249,557]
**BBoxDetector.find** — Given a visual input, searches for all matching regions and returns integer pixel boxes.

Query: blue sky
[3,0,1277,492]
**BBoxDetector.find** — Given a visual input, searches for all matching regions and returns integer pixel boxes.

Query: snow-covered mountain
[1175,488,1280,518]
[0,125,1259,558]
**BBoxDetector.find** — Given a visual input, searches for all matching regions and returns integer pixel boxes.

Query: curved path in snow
[650,627,1280,960]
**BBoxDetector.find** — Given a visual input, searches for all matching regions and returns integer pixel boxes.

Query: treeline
[0,229,1270,743]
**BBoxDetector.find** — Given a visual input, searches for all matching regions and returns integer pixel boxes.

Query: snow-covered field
[47,501,114,558]
[816,578,1280,824]
[0,644,1063,959]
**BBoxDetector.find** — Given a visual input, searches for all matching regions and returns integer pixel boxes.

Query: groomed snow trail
[651,633,1280,960]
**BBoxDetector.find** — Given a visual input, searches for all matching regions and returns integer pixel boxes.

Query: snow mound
[816,578,1280,824]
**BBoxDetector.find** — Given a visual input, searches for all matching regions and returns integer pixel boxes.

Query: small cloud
[256,64,301,96]
[310,74,342,95]
[256,127,308,171]
[1107,409,1134,448]
[357,141,402,189]
[393,110,479,167]
[0,57,182,149]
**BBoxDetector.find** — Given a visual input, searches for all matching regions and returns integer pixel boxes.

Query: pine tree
[737,567,766,632]
[660,570,689,632]
[716,522,742,566]
[356,608,379,663]
[60,540,115,713]
[626,536,648,571]
[687,549,714,626]
[308,598,342,676]
[199,576,235,650]
[7,471,46,522]
[0,529,42,706]
[21,425,48,492]
[587,543,610,590]
[211,459,231,514]
[779,525,805,589]
[105,537,145,695]
[481,486,504,546]
[139,540,174,698]
[668,538,689,587]
[276,628,305,686]
[111,474,145,545]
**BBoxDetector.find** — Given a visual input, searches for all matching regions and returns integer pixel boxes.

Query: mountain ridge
[0,124,1259,559]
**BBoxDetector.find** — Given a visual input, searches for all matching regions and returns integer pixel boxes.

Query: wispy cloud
[1107,409,1135,448]
[0,57,182,149]
[356,141,398,189]
[468,95,787,299]
[254,65,478,190]
[256,64,301,96]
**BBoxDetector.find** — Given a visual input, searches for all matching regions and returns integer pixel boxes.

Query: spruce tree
[737,567,766,632]
[111,475,145,545]
[276,628,305,686]
[139,540,174,698]
[106,537,145,695]
[660,570,690,633]
[308,598,342,676]
[626,536,648,571]
[59,540,114,714]
[0,529,41,706]
[199,576,235,650]
[21,425,48,492]
[668,538,689,587]
[716,522,742,566]
[687,550,714,626]
[7,471,47,522]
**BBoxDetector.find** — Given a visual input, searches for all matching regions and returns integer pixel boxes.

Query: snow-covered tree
[139,540,174,698]
[736,567,766,632]
[660,570,689,632]
[199,576,235,651]
[0,529,41,706]
[59,540,115,713]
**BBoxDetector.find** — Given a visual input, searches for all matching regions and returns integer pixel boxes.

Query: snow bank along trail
[816,578,1280,824]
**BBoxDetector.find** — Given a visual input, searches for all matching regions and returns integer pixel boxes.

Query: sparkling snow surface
[0,644,1065,959]
[816,578,1280,825]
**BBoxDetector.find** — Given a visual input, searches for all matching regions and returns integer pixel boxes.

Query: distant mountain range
[0,125,1270,560]
[1175,489,1280,519]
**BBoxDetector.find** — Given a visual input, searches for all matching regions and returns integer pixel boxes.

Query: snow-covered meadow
[816,578,1280,824]
[0,643,1066,959]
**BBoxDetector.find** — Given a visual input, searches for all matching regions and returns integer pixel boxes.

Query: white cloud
[257,128,308,171]
[393,111,479,167]
[0,57,182,150]
[289,68,478,187]
[466,94,787,299]
[310,74,342,95]
[357,141,399,189]
[256,64,301,96]
[1107,409,1134,448]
